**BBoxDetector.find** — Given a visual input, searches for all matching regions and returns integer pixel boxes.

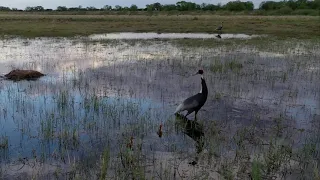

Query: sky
[1,0,265,10]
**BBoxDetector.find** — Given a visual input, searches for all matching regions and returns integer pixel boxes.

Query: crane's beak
[186,71,199,78]
[192,72,200,76]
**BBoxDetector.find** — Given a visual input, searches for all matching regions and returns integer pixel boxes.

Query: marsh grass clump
[251,158,262,180]
[40,117,54,139]
[218,162,234,180]
[313,161,320,180]
[233,128,250,162]
[211,61,224,73]
[117,137,146,179]
[92,94,100,112]
[205,121,223,165]
[227,60,243,72]
[263,140,292,176]
[210,60,243,73]
[58,128,80,150]
[282,72,288,83]
[99,148,110,180]
[57,90,69,109]
[273,115,285,137]
[214,92,222,100]
[295,138,319,177]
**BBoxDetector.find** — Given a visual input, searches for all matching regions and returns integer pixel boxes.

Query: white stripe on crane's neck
[199,75,204,93]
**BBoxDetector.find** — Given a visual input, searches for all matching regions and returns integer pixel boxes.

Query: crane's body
[175,70,208,120]
[216,22,223,31]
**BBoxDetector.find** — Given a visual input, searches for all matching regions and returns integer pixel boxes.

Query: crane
[174,69,208,120]
[216,22,223,31]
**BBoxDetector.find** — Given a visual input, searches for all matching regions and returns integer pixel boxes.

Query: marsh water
[0,34,319,179]
[88,32,262,40]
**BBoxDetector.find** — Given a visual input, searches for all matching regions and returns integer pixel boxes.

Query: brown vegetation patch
[4,69,45,81]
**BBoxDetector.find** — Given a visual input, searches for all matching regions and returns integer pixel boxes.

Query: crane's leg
[194,111,198,121]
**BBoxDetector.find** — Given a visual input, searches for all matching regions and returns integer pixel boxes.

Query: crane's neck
[200,76,208,96]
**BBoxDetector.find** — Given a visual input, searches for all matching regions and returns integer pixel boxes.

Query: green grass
[99,148,110,180]
[0,13,319,38]
[210,60,243,73]
[251,159,262,180]
[218,162,234,180]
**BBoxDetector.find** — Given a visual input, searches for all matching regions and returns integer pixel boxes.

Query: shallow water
[88,32,262,40]
[0,36,319,178]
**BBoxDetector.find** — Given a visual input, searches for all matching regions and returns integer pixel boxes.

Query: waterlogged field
[0,34,320,179]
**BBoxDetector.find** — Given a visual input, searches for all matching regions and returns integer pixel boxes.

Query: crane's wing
[174,93,201,114]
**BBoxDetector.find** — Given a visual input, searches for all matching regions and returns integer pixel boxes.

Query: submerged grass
[251,158,262,180]
[0,14,319,38]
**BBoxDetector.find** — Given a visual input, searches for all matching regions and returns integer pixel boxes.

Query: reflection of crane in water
[176,114,204,153]
[175,114,204,165]
[174,70,208,120]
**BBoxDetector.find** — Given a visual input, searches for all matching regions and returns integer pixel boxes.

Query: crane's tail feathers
[174,103,184,114]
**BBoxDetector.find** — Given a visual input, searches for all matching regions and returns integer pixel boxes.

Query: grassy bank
[0,13,319,38]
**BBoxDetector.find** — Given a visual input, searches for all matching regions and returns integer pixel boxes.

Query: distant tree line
[259,0,319,10]
[0,0,319,13]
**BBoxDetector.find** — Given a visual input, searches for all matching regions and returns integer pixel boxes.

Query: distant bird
[157,124,163,138]
[174,70,208,120]
[216,22,223,31]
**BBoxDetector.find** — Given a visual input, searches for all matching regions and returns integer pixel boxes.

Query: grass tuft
[251,158,262,180]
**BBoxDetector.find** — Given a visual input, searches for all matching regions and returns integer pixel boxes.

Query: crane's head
[191,69,204,77]
[195,69,204,75]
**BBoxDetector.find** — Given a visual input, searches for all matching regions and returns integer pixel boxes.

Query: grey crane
[174,69,208,120]
[216,22,223,31]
